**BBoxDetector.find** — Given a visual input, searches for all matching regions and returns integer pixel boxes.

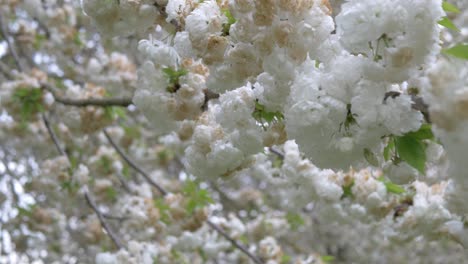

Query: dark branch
[206,220,263,264]
[42,83,133,107]
[103,128,263,263]
[103,129,168,196]
[102,213,128,221]
[0,12,24,72]
[43,116,125,250]
[0,60,14,80]
[42,113,67,157]
[269,147,285,160]
[84,190,124,249]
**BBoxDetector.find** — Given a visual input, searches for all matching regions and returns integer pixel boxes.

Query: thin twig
[43,83,133,107]
[269,147,284,160]
[103,128,263,263]
[115,172,133,194]
[0,60,13,80]
[103,129,167,196]
[206,220,263,264]
[42,113,67,157]
[84,190,124,249]
[102,213,128,221]
[43,116,125,250]
[0,12,24,72]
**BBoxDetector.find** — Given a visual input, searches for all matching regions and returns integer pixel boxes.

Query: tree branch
[42,113,67,157]
[0,60,14,80]
[43,83,133,107]
[269,147,285,160]
[103,129,167,196]
[0,12,24,72]
[103,128,263,263]
[43,116,125,250]
[84,189,124,249]
[206,220,263,264]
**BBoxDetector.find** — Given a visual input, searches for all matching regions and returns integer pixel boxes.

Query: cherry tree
[1,0,468,263]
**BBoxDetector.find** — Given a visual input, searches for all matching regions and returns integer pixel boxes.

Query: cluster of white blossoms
[75,0,468,261]
[1,0,468,263]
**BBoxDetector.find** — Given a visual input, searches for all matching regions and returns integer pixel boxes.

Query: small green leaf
[33,34,47,49]
[286,212,305,231]
[405,124,434,141]
[438,17,459,31]
[281,254,292,264]
[272,157,283,168]
[105,187,118,201]
[154,198,171,224]
[395,135,426,174]
[122,165,131,179]
[162,67,188,83]
[442,44,468,60]
[341,180,354,199]
[221,8,236,36]
[162,67,188,93]
[442,1,460,13]
[105,106,127,120]
[383,137,395,161]
[183,180,214,214]
[98,156,113,174]
[363,148,379,166]
[252,101,284,128]
[377,177,405,194]
[60,180,79,193]
[73,31,83,47]
[12,87,44,122]
[385,181,405,194]
[321,255,335,262]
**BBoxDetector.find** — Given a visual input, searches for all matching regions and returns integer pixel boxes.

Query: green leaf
[12,87,44,122]
[105,106,127,120]
[98,156,113,174]
[281,254,292,264]
[321,255,335,263]
[384,181,405,194]
[33,34,47,49]
[395,135,426,174]
[286,212,305,231]
[442,44,468,59]
[363,148,379,166]
[154,198,171,224]
[377,177,405,194]
[442,1,460,13]
[162,67,188,93]
[182,180,214,213]
[105,187,118,201]
[252,101,284,128]
[341,180,354,199]
[383,137,395,161]
[438,17,459,31]
[404,124,434,141]
[17,204,36,218]
[221,8,236,36]
[73,31,83,47]
[162,67,188,84]
[60,180,79,193]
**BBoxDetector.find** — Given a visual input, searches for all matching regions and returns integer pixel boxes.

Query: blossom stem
[84,190,125,249]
